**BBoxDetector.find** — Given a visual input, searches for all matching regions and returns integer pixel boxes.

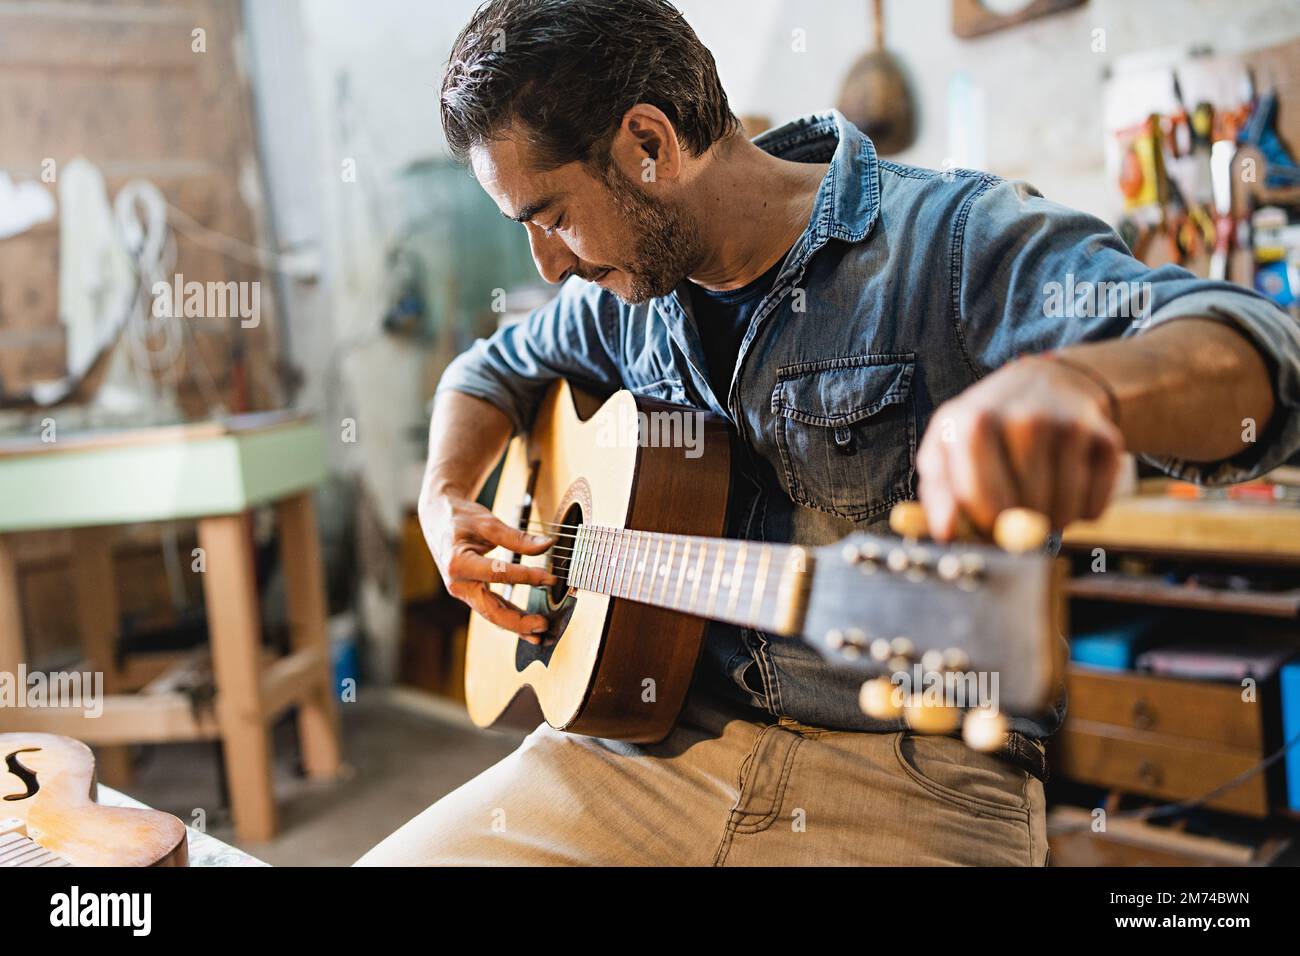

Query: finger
[460,582,550,639]
[476,515,555,555]
[1051,429,1092,529]
[454,550,558,588]
[1002,418,1055,516]
[1082,429,1123,519]
[917,439,960,542]
[947,412,1017,533]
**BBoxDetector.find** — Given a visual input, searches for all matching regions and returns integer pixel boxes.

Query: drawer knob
[1131,698,1156,730]
[1136,759,1163,787]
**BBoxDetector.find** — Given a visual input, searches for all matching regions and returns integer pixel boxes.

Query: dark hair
[441,0,740,170]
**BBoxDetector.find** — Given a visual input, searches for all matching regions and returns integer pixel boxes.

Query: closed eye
[543,215,565,238]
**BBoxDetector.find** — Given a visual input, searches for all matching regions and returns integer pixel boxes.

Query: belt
[996,731,1049,783]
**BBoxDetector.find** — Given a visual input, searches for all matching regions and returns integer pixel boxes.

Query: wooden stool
[0,413,342,843]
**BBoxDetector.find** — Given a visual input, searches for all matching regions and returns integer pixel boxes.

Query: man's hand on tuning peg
[916,355,1124,540]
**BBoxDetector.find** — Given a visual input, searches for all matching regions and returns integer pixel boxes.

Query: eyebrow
[503,195,558,224]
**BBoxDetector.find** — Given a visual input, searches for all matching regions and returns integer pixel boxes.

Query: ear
[608,103,684,187]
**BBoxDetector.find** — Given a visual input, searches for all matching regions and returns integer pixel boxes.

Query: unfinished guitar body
[465,381,730,743]
[1,733,188,866]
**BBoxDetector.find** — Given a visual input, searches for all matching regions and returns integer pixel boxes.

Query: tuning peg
[992,508,1051,553]
[956,552,986,591]
[844,539,883,572]
[892,501,987,543]
[859,677,904,720]
[826,628,869,659]
[961,708,1009,752]
[920,648,946,673]
[905,546,933,581]
[942,647,971,671]
[903,697,962,734]
[886,545,934,581]
[888,501,929,540]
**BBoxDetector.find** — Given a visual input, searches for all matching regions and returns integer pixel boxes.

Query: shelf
[1067,574,1300,618]
[1062,497,1300,563]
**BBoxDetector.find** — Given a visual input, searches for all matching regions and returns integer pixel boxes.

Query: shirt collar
[751,109,881,246]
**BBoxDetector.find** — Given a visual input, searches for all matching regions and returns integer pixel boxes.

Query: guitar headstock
[803,504,1066,751]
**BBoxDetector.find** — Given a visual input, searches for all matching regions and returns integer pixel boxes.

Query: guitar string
[518,521,789,569]
[487,517,794,607]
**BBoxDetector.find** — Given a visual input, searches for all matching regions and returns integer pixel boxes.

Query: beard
[598,164,702,305]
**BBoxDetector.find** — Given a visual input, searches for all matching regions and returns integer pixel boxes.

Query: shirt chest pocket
[771,356,917,522]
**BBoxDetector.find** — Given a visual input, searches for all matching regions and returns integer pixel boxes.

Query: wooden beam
[1,696,219,743]
[276,492,342,780]
[0,536,22,679]
[68,527,130,787]
[198,512,277,843]
[260,647,327,722]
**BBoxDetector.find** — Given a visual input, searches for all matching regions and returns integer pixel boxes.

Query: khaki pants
[357,692,1048,866]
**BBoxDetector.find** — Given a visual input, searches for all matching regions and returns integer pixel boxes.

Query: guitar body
[1,733,188,866]
[466,381,730,743]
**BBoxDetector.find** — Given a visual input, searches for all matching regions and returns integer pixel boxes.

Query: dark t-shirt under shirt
[688,252,789,404]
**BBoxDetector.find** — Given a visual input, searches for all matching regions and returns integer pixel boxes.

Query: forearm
[422,390,514,501]
[1053,318,1276,463]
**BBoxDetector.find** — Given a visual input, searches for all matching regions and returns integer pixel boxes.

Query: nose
[526,225,578,285]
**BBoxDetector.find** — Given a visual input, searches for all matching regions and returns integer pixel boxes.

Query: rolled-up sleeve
[957,178,1300,484]
[436,277,623,434]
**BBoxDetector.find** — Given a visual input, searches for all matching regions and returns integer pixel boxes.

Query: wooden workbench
[0,412,341,843]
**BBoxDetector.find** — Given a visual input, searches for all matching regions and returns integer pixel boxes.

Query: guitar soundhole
[547,502,583,608]
[515,502,582,671]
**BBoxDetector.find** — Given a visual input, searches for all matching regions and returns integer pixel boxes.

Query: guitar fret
[621,530,637,598]
[649,537,660,601]
[673,540,691,606]
[750,545,772,623]
[631,530,647,598]
[690,540,707,611]
[659,538,677,602]
[608,528,618,595]
[727,542,748,617]
[616,530,632,598]
[707,542,726,615]
[586,527,597,592]
[602,529,615,596]
[626,531,640,599]
[571,527,584,590]
[583,528,596,592]
[613,529,627,597]
[599,528,613,593]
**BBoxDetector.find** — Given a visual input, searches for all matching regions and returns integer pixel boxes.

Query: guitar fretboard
[565,526,811,636]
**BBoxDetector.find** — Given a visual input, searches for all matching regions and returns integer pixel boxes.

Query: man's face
[471,135,701,304]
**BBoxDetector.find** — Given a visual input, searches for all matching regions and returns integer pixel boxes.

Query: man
[359,0,1299,865]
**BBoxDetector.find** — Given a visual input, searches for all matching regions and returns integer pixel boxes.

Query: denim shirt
[439,111,1300,738]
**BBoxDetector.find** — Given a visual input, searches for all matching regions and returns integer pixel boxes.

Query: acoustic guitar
[465,380,1065,749]
[1,733,188,866]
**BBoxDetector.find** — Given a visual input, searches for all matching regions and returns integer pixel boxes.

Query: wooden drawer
[1066,667,1264,751]
[1055,721,1270,817]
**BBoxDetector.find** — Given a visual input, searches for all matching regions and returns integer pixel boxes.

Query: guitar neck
[566,525,812,636]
